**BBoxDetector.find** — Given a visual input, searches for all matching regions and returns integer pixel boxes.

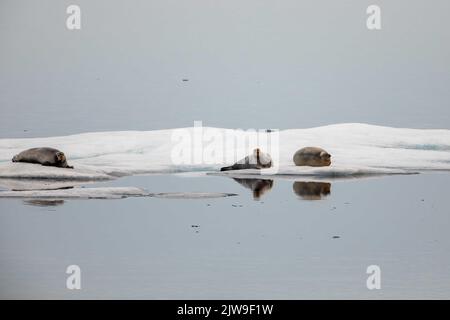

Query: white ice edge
[0,163,113,180]
[0,187,149,199]
[211,165,417,178]
[0,187,238,199]
[0,177,96,191]
[0,123,449,181]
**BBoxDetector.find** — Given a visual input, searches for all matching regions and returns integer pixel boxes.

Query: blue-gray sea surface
[1,173,449,299]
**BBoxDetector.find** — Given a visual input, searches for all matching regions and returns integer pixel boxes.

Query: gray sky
[1,0,449,137]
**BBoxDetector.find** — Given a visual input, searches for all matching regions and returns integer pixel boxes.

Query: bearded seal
[12,148,74,169]
[220,148,272,171]
[293,147,331,167]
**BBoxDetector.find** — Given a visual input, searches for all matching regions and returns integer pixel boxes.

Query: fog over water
[1,0,450,138]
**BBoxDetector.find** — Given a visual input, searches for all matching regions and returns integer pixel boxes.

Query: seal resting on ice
[293,147,331,167]
[220,148,272,171]
[12,147,74,169]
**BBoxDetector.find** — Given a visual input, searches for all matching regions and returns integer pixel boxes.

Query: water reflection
[232,178,274,200]
[293,181,331,200]
[23,199,65,207]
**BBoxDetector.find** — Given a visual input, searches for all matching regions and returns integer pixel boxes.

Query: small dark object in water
[332,236,340,239]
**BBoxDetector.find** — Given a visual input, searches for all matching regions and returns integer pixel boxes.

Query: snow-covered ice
[0,123,449,181]
[0,187,239,200]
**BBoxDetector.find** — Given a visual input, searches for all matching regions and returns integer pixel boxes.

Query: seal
[220,148,272,171]
[293,181,331,200]
[233,178,274,200]
[12,147,74,169]
[293,147,331,167]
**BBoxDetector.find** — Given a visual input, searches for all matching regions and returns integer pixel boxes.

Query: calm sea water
[1,0,450,300]
[1,173,449,299]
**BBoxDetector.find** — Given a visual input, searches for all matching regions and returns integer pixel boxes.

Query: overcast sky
[1,0,449,137]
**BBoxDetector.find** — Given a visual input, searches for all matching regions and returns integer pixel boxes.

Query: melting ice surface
[0,187,237,200]
[0,123,450,182]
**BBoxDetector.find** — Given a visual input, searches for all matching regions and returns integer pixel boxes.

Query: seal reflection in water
[293,181,331,200]
[220,148,272,171]
[233,178,274,200]
[12,147,74,169]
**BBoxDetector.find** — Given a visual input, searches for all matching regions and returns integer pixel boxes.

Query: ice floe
[0,123,449,180]
[0,187,149,199]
